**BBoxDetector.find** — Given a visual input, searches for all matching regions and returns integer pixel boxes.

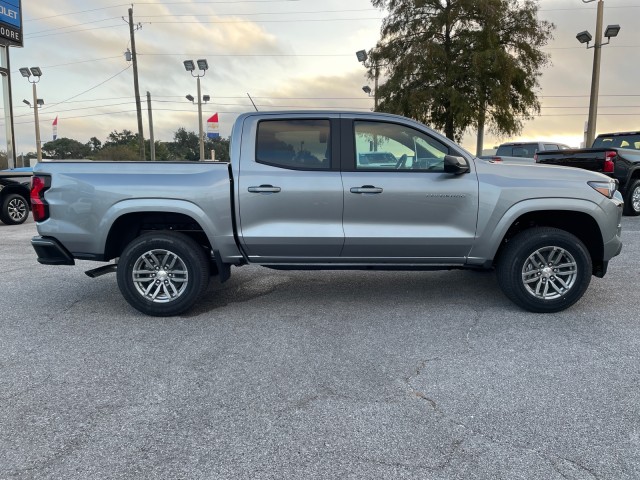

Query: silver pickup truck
[31,111,623,316]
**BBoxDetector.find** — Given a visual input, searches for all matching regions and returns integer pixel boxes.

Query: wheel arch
[104,211,212,261]
[0,184,30,206]
[622,166,640,190]
[100,200,219,261]
[472,199,606,276]
[494,210,604,276]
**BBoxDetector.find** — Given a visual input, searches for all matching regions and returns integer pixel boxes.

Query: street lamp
[183,58,209,160]
[20,67,43,162]
[578,0,621,147]
[356,49,378,110]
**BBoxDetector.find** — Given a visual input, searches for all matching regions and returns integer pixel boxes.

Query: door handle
[248,185,281,193]
[350,185,383,194]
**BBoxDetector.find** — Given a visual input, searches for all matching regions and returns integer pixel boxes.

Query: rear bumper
[31,236,75,265]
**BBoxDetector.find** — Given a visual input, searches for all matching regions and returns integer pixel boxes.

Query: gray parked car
[30,111,623,316]
[482,141,572,164]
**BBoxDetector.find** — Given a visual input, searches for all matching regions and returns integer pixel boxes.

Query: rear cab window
[592,134,640,150]
[496,143,539,158]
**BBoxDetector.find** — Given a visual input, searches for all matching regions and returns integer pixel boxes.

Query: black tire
[623,179,640,216]
[0,193,29,225]
[116,232,210,316]
[496,227,592,313]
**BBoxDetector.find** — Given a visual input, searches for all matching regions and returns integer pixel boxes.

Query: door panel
[238,117,344,261]
[341,119,479,263]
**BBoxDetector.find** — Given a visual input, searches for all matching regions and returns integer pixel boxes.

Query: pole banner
[207,113,219,139]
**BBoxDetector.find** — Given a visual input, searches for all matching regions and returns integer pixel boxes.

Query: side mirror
[443,155,470,175]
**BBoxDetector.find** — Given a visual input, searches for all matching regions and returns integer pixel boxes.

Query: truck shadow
[184,268,509,318]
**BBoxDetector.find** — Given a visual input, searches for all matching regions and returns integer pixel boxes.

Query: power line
[21,1,636,25]
[15,102,137,119]
[138,7,376,17]
[135,17,383,24]
[25,17,122,36]
[44,65,133,111]
[22,0,312,23]
[154,95,374,100]
[11,56,124,73]
[25,24,126,40]
[24,4,129,23]
[138,53,353,57]
[25,8,377,36]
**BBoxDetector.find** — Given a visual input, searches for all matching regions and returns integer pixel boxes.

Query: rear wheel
[116,232,210,316]
[496,227,592,313]
[623,179,640,216]
[0,193,29,225]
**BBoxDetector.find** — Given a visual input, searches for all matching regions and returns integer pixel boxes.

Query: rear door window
[256,120,331,170]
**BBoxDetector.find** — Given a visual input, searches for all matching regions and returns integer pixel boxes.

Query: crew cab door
[340,118,479,263]
[237,115,344,261]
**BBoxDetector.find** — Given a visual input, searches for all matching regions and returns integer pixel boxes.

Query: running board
[85,264,117,278]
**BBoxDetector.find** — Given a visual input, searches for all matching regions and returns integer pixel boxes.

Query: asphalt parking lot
[1,218,639,479]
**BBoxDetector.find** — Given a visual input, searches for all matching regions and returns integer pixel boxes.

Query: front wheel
[623,179,640,216]
[116,232,210,316]
[0,193,29,225]
[496,227,592,313]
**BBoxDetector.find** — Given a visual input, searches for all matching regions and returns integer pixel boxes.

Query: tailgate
[536,149,607,172]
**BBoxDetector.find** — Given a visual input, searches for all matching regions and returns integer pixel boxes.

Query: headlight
[588,180,618,199]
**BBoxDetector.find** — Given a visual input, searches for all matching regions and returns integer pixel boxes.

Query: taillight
[30,175,50,222]
[603,151,616,173]
[491,156,502,163]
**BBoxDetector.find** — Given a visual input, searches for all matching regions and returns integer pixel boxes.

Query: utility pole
[373,64,379,111]
[0,46,17,169]
[147,91,155,160]
[196,76,204,161]
[586,0,604,148]
[32,83,42,162]
[126,7,145,160]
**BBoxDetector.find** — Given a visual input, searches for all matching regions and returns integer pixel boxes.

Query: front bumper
[31,236,75,265]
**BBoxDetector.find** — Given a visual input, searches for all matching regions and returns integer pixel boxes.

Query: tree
[167,128,200,161]
[104,129,138,148]
[206,137,230,161]
[42,138,91,159]
[368,0,554,144]
[92,144,139,161]
[87,136,102,152]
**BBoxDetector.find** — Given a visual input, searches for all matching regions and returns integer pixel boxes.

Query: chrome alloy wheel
[8,197,27,222]
[132,249,189,303]
[632,184,640,213]
[521,246,578,300]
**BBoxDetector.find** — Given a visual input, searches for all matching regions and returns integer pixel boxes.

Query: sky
[3,0,640,159]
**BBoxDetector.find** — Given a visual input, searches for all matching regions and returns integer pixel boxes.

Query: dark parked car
[0,169,32,225]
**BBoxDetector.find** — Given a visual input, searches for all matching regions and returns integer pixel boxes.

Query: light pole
[356,50,378,110]
[577,0,620,147]
[184,59,209,161]
[19,67,43,162]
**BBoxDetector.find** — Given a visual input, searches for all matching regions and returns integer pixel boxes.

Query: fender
[467,197,604,265]
[97,198,229,257]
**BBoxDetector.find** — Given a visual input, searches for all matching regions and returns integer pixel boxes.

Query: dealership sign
[0,0,22,47]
